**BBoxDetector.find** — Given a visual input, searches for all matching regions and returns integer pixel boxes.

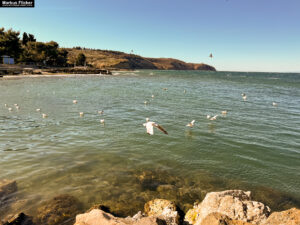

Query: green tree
[22,32,29,45]
[0,28,22,60]
[19,41,68,66]
[75,53,86,66]
[28,33,36,42]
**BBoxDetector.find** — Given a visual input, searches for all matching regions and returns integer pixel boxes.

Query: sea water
[0,70,300,219]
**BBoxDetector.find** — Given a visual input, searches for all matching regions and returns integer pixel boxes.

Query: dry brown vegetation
[66,48,216,71]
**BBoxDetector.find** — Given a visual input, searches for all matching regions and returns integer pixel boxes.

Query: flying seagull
[209,53,213,58]
[186,120,195,128]
[210,115,218,121]
[207,115,218,121]
[143,118,168,135]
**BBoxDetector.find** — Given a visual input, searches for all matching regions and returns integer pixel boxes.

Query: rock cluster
[74,199,179,225]
[1,186,300,225]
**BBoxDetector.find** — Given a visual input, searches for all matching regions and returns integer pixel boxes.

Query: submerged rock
[251,186,300,212]
[144,199,179,225]
[0,180,17,200]
[74,209,165,225]
[184,190,270,225]
[2,213,34,225]
[262,208,300,225]
[35,194,82,225]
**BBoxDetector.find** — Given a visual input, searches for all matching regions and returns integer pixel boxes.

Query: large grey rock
[144,199,179,225]
[184,190,270,225]
[74,209,165,225]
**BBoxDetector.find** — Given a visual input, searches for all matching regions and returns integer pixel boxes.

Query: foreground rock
[262,208,300,225]
[144,199,179,225]
[35,194,82,225]
[185,190,270,225]
[74,209,165,225]
[0,180,17,200]
[200,212,252,225]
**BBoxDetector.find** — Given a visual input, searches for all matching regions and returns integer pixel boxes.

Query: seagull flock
[3,91,278,136]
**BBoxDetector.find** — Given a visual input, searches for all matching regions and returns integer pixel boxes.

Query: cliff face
[66,49,216,71]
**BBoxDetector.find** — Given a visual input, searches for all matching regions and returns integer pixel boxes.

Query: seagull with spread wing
[186,120,195,128]
[143,118,168,135]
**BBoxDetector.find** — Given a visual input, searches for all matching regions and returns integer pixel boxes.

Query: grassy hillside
[66,48,216,71]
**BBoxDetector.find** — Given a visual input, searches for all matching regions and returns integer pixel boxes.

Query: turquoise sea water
[0,70,300,220]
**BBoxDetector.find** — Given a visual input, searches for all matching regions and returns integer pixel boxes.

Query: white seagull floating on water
[143,118,168,135]
[73,100,78,104]
[42,114,47,118]
[272,102,277,106]
[79,112,84,117]
[242,93,247,101]
[186,120,195,128]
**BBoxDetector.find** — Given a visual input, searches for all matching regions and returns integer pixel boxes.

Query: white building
[1,55,15,64]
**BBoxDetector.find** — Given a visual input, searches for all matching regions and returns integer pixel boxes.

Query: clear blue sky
[1,0,300,72]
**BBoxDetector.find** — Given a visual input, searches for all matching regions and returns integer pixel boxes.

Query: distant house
[1,55,15,64]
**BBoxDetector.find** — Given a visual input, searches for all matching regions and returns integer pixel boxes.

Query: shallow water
[0,71,300,220]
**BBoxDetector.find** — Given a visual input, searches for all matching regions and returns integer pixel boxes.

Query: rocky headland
[1,179,300,225]
[66,48,216,71]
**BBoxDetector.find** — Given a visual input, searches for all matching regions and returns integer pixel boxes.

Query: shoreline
[0,73,114,79]
[1,180,299,225]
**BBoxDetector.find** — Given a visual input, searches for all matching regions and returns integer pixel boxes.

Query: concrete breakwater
[1,179,299,225]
